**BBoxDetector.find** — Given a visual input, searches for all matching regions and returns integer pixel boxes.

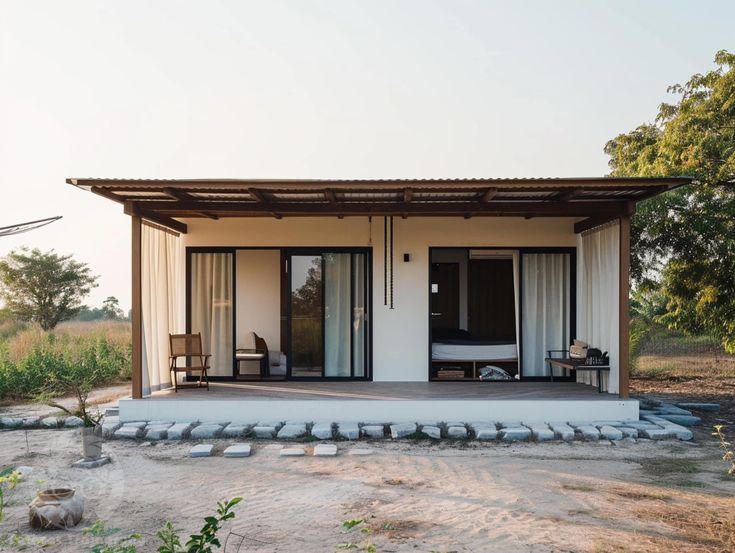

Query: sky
[1,1,733,310]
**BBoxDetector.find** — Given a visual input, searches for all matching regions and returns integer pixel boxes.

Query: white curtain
[141,224,184,396]
[577,223,620,393]
[352,253,366,377]
[512,251,520,367]
[521,253,570,377]
[191,253,233,377]
[324,253,351,376]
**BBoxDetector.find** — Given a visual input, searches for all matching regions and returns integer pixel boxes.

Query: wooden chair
[169,333,210,392]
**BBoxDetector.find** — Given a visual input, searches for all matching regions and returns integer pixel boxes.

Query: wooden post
[131,215,143,399]
[618,215,631,400]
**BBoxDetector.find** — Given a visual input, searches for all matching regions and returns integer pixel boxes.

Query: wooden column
[131,215,143,399]
[618,215,631,399]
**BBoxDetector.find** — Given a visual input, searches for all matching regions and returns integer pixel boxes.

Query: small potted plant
[50,384,104,460]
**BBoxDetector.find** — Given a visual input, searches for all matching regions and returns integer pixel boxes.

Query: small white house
[68,176,691,423]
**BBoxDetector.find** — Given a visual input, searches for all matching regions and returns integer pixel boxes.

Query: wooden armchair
[169,333,210,392]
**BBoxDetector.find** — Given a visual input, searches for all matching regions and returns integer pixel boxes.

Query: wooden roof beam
[163,187,193,201]
[142,199,628,217]
[481,188,498,202]
[574,201,635,233]
[556,187,583,202]
[403,188,413,202]
[123,201,188,234]
[324,189,337,203]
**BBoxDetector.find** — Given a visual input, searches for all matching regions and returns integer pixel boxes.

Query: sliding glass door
[288,250,369,379]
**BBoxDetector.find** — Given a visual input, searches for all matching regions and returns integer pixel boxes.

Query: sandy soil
[0,427,733,553]
[0,383,130,419]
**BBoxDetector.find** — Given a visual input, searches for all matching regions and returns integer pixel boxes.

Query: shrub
[0,321,131,401]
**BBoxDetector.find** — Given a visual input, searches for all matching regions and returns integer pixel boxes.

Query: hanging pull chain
[383,216,388,306]
[389,215,394,309]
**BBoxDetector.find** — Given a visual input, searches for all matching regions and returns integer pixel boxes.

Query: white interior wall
[182,216,578,382]
[235,249,281,352]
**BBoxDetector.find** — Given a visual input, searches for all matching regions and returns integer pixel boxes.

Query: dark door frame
[427,246,577,382]
[186,245,373,382]
[285,247,372,381]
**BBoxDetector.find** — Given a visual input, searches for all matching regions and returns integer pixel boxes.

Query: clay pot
[81,425,103,460]
[29,488,84,530]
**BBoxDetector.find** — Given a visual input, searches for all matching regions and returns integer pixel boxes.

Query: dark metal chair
[169,333,210,391]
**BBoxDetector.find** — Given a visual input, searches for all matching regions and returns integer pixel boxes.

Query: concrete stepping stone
[122,421,147,429]
[642,416,693,440]
[311,423,334,440]
[279,447,305,457]
[421,425,441,439]
[499,421,523,428]
[337,422,359,440]
[528,424,554,442]
[469,422,498,440]
[64,416,85,428]
[222,424,249,438]
[348,448,374,456]
[41,417,61,428]
[114,425,143,439]
[616,427,639,439]
[361,425,385,439]
[190,444,213,457]
[21,417,41,428]
[144,424,174,440]
[277,424,307,439]
[253,426,276,438]
[576,425,601,441]
[1,417,23,429]
[224,444,251,458]
[676,402,719,412]
[190,424,223,439]
[549,423,575,442]
[313,444,338,456]
[599,425,624,440]
[447,426,468,439]
[166,423,193,440]
[102,418,122,438]
[639,427,676,440]
[501,427,531,442]
[655,403,692,416]
[390,423,417,439]
[657,414,701,427]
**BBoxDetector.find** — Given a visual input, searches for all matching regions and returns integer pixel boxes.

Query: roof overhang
[66,176,694,235]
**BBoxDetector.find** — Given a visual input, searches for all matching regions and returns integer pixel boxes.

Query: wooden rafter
[123,201,188,234]
[481,188,498,202]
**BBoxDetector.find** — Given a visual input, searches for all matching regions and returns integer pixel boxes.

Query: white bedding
[432,342,517,361]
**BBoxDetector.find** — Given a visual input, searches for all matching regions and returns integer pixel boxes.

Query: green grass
[638,457,700,477]
[0,321,131,401]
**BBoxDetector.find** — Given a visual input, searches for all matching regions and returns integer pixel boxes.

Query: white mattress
[432,342,517,361]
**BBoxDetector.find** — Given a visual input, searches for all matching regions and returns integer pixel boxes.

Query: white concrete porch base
[119,398,638,424]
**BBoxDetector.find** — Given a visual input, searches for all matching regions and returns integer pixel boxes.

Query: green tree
[605,50,735,351]
[101,296,125,320]
[0,248,98,331]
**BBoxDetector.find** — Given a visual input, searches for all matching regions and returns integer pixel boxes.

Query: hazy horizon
[1,1,733,310]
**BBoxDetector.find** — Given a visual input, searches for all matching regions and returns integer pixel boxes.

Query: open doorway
[430,249,519,381]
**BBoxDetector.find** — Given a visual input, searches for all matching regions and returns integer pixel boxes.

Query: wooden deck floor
[151,381,616,401]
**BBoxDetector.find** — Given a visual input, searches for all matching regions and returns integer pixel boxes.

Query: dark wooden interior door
[468,259,516,340]
[431,263,459,329]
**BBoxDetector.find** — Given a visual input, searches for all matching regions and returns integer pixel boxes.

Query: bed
[431,329,518,380]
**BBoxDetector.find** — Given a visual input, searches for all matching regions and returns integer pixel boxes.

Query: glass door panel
[288,250,369,379]
[352,253,366,377]
[324,253,351,377]
[290,255,324,377]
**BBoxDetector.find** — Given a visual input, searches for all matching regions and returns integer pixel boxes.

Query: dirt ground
[0,424,733,553]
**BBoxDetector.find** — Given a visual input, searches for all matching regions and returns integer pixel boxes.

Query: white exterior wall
[181,216,578,382]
